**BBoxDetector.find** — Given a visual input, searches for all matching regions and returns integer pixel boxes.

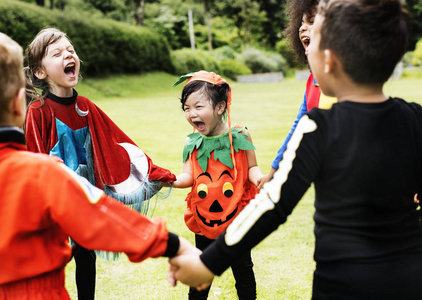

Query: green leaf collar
[183,128,255,172]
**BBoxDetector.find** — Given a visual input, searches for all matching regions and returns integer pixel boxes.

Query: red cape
[25,93,175,206]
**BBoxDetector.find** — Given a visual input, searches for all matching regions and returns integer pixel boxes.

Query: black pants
[189,234,256,300]
[73,244,96,300]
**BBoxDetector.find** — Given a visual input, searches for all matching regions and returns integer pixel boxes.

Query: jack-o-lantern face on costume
[191,159,244,234]
[194,170,238,227]
[175,70,258,238]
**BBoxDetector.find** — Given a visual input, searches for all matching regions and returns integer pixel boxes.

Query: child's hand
[168,237,201,287]
[177,236,201,257]
[168,253,214,289]
[257,172,272,189]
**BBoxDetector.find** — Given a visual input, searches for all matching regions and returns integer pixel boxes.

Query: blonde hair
[0,33,24,121]
[25,28,77,106]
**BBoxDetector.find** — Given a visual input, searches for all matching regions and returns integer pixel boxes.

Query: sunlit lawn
[64,71,422,299]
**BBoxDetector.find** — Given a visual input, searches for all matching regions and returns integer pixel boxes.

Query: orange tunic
[183,128,258,239]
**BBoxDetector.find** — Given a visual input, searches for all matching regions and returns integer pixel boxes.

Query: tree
[131,0,146,25]
[203,0,213,51]
[256,0,288,47]
[50,0,66,10]
[406,0,422,51]
[214,0,267,46]
[412,39,422,66]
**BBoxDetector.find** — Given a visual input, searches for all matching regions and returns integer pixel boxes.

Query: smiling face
[299,8,316,54]
[183,90,227,137]
[35,37,80,97]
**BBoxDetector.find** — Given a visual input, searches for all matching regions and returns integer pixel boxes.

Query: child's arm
[172,158,194,188]
[258,96,308,189]
[244,129,263,187]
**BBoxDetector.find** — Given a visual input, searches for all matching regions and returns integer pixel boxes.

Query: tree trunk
[50,0,53,9]
[204,0,213,51]
[139,0,145,26]
[59,0,65,11]
[35,0,45,6]
[131,0,145,26]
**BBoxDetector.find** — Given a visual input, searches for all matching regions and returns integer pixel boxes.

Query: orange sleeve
[42,159,171,262]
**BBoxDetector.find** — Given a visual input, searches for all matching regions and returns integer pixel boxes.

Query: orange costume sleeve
[0,138,174,285]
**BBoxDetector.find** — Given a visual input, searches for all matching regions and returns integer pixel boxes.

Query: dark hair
[284,0,319,65]
[181,80,230,115]
[318,0,409,84]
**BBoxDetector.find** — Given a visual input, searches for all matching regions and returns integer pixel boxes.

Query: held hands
[257,168,276,190]
[168,237,214,290]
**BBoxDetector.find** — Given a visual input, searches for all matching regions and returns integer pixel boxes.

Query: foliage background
[1,0,421,298]
[6,0,422,79]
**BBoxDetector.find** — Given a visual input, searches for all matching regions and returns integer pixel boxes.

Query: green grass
[64,72,422,299]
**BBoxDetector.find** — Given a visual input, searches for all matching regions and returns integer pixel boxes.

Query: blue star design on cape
[49,118,89,171]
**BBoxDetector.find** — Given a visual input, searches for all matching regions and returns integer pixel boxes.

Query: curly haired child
[258,0,337,189]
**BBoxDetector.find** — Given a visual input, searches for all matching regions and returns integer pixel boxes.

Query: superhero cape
[305,73,337,110]
[25,91,176,215]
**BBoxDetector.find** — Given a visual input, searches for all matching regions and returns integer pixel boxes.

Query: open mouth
[196,206,238,227]
[64,63,76,77]
[194,122,206,131]
[302,37,310,49]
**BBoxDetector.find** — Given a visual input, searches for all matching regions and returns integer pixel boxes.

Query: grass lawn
[64,72,422,299]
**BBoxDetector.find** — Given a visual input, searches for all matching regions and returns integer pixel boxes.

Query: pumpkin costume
[183,127,258,239]
[174,71,258,299]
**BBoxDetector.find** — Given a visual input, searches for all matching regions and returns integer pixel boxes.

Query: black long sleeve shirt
[201,98,422,275]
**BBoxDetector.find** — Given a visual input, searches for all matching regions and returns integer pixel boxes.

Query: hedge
[171,48,252,81]
[0,0,173,76]
[171,48,222,76]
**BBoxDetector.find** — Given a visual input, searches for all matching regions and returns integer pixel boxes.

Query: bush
[402,68,422,79]
[0,0,173,76]
[212,45,238,60]
[171,48,221,75]
[412,39,422,67]
[403,51,414,68]
[171,48,252,81]
[192,24,229,50]
[143,6,190,50]
[275,39,306,70]
[219,59,252,80]
[238,47,287,74]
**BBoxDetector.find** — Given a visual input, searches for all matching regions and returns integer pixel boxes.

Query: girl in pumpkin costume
[172,71,262,300]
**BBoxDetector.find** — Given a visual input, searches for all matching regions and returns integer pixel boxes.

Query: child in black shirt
[169,0,422,299]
